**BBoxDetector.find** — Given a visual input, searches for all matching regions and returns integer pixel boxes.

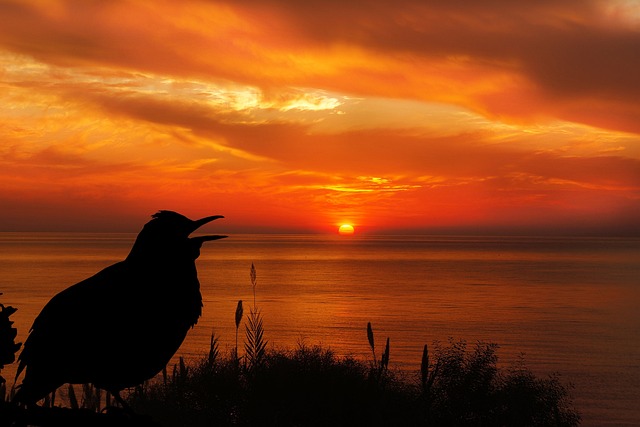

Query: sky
[1,0,639,234]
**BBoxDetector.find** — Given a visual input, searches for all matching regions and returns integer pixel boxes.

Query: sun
[338,224,355,235]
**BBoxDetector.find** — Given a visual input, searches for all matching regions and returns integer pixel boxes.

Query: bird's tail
[11,377,60,406]
[11,384,26,406]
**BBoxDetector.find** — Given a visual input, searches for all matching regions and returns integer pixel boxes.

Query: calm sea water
[0,233,638,426]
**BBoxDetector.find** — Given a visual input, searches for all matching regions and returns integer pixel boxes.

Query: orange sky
[1,0,639,234]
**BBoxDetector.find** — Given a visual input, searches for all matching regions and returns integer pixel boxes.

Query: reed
[244,308,267,370]
[81,383,101,412]
[244,263,267,371]
[67,384,79,410]
[421,343,429,390]
[234,300,243,363]
[250,263,257,308]
[367,321,375,367]
[420,343,438,396]
[381,337,390,371]
[206,332,220,369]
[366,322,390,384]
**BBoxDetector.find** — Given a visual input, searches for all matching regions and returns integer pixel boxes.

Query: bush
[422,340,580,426]
[127,339,580,427]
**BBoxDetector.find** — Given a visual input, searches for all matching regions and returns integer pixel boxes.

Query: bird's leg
[109,390,134,414]
[103,390,160,426]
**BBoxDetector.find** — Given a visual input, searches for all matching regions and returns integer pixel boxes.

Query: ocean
[1,233,638,426]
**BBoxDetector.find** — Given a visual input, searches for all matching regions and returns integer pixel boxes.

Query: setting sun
[0,1,638,237]
[338,224,355,235]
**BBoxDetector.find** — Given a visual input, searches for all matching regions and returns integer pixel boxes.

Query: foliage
[127,336,580,427]
[128,343,413,427]
[244,308,267,371]
[244,263,267,371]
[420,339,580,426]
[0,295,22,394]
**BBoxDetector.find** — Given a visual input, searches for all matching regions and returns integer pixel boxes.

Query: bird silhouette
[13,211,226,406]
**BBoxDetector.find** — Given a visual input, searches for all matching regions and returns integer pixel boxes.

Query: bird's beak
[190,215,227,242]
[191,235,228,243]
[192,215,224,230]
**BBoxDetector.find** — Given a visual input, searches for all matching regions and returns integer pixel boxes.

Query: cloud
[1,1,638,133]
[1,1,639,233]
[216,0,640,131]
[5,58,635,193]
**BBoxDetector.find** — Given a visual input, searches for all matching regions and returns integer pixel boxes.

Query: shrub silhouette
[422,339,579,426]
[0,296,22,400]
[127,337,579,427]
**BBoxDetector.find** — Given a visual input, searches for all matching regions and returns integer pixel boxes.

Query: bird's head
[127,211,226,262]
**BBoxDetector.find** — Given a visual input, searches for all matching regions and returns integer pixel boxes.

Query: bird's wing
[16,261,129,380]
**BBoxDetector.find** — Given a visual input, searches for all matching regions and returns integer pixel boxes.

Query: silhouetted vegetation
[0,295,21,400]
[244,263,267,372]
[127,336,579,426]
[1,263,580,426]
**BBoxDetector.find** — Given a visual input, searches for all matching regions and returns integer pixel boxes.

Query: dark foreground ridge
[0,403,160,427]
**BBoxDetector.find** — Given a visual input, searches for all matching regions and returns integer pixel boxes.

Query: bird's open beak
[190,215,227,242]
[193,215,224,230]
[191,235,227,244]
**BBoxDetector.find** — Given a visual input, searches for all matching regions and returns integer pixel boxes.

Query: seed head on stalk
[250,263,257,308]
[367,322,376,368]
[234,300,243,361]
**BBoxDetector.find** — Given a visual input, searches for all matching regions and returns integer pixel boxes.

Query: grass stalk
[207,332,220,369]
[244,263,267,371]
[234,300,243,363]
[68,384,79,410]
[367,322,376,369]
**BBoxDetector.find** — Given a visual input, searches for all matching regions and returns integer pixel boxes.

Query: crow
[13,211,226,406]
